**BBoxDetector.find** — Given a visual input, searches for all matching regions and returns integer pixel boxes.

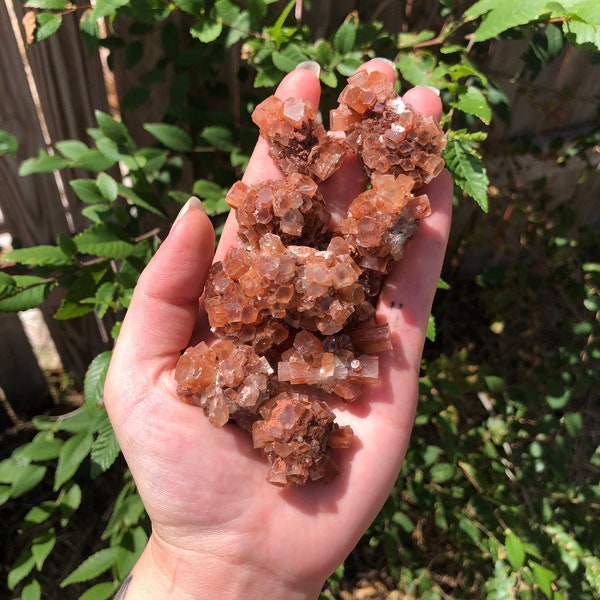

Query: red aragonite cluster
[175,70,446,486]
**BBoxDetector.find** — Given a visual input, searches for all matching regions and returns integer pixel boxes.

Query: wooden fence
[0,0,599,423]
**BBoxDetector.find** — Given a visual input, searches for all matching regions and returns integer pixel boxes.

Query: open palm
[104,59,453,599]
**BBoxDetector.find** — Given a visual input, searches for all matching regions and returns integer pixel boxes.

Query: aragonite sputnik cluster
[175,70,446,486]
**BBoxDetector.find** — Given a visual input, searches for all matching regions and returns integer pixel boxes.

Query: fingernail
[295,60,321,77]
[173,196,205,227]
[374,57,396,69]
[425,85,440,96]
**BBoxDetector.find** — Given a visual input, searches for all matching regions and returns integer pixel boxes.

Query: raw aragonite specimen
[175,70,446,486]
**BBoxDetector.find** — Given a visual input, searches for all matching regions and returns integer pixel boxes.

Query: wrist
[118,532,323,600]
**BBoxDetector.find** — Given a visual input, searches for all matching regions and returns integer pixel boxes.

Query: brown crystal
[331,70,446,187]
[175,71,446,485]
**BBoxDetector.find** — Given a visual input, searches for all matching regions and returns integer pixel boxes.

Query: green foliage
[1,0,599,597]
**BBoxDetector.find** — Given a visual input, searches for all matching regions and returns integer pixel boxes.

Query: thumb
[113,197,215,370]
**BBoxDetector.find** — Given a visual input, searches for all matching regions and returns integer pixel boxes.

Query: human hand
[104,58,453,600]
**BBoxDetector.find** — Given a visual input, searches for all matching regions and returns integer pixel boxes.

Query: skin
[104,58,453,599]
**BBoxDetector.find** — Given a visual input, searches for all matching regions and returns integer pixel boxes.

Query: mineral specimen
[175,70,446,486]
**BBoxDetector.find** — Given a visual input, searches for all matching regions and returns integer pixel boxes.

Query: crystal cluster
[175,70,446,486]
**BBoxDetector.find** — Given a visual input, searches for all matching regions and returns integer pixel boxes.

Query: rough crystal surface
[175,71,446,486]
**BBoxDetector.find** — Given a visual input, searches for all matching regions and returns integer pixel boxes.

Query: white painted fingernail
[425,86,441,96]
[295,60,321,77]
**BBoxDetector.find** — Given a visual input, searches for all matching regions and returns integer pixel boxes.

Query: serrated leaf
[91,412,120,477]
[254,65,283,87]
[564,17,600,51]
[60,547,116,587]
[0,275,54,312]
[54,431,93,490]
[3,244,76,267]
[465,0,550,42]
[451,86,492,124]
[35,13,62,42]
[444,136,489,211]
[19,149,67,175]
[84,351,112,408]
[319,69,338,88]
[74,224,135,259]
[96,172,118,202]
[0,130,18,157]
[505,530,526,570]
[192,179,225,201]
[144,123,193,152]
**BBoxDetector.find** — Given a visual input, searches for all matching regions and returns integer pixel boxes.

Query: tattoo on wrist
[114,574,132,599]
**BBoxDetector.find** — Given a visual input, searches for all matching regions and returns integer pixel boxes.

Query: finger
[113,198,215,369]
[377,169,454,371]
[215,64,322,262]
[403,85,443,122]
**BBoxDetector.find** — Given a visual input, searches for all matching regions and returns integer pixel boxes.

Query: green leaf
[90,0,129,20]
[96,172,118,202]
[117,185,166,217]
[333,18,357,54]
[61,547,117,587]
[54,431,94,490]
[505,530,526,570]
[55,139,88,160]
[0,275,54,312]
[84,351,112,408]
[59,481,82,525]
[78,582,116,600]
[201,126,235,151]
[70,179,105,204]
[465,0,549,42]
[20,579,41,600]
[430,462,454,483]
[72,149,116,171]
[95,111,135,153]
[31,528,56,570]
[91,411,120,476]
[13,431,63,462]
[144,123,193,152]
[74,224,136,259]
[7,548,36,590]
[0,130,18,157]
[11,463,47,498]
[35,13,62,42]
[426,313,436,342]
[272,43,308,73]
[3,244,76,267]
[19,149,67,175]
[450,86,492,124]
[444,135,489,211]
[190,18,223,43]
[114,526,148,580]
[25,0,70,8]
[529,561,556,599]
